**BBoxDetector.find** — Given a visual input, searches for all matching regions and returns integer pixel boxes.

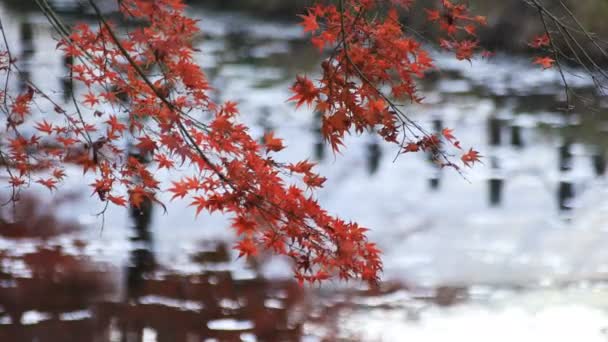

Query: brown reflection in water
[0,194,114,341]
[308,281,470,341]
[0,193,80,239]
[0,246,114,341]
[101,241,306,341]
[0,195,308,341]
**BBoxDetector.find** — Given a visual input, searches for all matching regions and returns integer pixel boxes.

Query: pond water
[1,1,608,341]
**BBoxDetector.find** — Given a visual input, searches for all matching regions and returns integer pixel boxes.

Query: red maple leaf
[190,196,207,217]
[533,56,555,69]
[264,131,285,152]
[442,128,457,143]
[403,142,419,153]
[298,12,319,33]
[425,9,441,21]
[288,75,319,108]
[106,115,127,135]
[461,148,482,167]
[108,195,127,207]
[234,238,258,258]
[136,136,157,153]
[529,34,550,48]
[154,153,174,170]
[36,178,58,191]
[83,92,99,107]
[168,180,189,200]
[35,120,53,135]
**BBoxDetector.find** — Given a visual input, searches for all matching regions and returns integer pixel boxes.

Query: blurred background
[1,0,608,341]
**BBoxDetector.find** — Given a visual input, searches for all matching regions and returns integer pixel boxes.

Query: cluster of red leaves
[295,0,482,169]
[426,0,488,61]
[0,0,495,285]
[529,33,555,69]
[0,0,385,285]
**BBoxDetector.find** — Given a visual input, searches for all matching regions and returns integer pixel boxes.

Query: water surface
[1,2,608,341]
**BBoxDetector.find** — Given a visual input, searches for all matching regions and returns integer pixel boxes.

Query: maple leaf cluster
[526,32,555,69]
[426,0,488,61]
[294,0,482,169]
[0,0,385,285]
[0,0,500,285]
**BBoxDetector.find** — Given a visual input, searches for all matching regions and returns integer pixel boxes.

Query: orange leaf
[108,195,127,207]
[442,128,457,143]
[190,196,207,216]
[35,120,53,135]
[36,178,58,191]
[234,238,258,258]
[154,153,174,170]
[298,12,319,33]
[264,132,284,152]
[83,92,99,107]
[288,75,319,109]
[168,180,189,200]
[403,142,419,153]
[533,56,555,69]
[461,148,482,167]
[529,34,550,48]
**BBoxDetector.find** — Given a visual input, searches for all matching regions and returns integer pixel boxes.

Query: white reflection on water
[335,287,608,341]
[1,0,607,287]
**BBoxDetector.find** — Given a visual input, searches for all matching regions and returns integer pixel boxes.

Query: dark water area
[0,196,309,341]
[0,196,481,341]
[2,1,608,341]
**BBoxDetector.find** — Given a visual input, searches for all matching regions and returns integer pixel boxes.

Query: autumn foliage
[0,0,558,284]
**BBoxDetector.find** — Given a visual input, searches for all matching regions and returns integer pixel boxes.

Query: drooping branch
[524,0,608,110]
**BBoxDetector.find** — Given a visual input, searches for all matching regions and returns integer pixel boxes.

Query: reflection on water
[488,178,503,207]
[488,116,502,146]
[366,139,381,176]
[0,195,114,341]
[593,151,606,176]
[0,195,309,341]
[17,20,32,92]
[126,180,156,304]
[428,118,444,190]
[61,52,73,103]
[1,0,608,340]
[312,111,325,162]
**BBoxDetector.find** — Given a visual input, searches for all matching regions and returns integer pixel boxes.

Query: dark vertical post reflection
[18,20,33,91]
[558,139,574,211]
[428,117,442,190]
[510,124,523,148]
[20,21,34,56]
[126,155,156,301]
[313,111,324,161]
[258,106,273,145]
[123,151,156,342]
[488,157,503,207]
[488,116,501,146]
[488,178,503,206]
[558,181,574,211]
[559,140,573,172]
[367,138,381,175]
[592,151,606,177]
[127,196,155,297]
[432,118,442,133]
[61,53,73,102]
[429,174,440,190]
